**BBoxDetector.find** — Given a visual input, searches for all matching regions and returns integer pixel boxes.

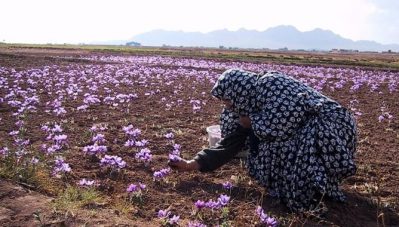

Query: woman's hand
[168,158,200,172]
[239,116,251,128]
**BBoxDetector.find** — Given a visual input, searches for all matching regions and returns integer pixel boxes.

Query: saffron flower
[217,194,230,206]
[198,194,231,210]
[126,184,138,193]
[52,124,63,133]
[168,215,180,225]
[194,200,206,209]
[0,147,9,156]
[9,130,19,136]
[135,139,149,147]
[135,148,153,164]
[46,144,62,154]
[139,182,146,190]
[54,134,68,145]
[31,157,39,164]
[157,209,179,225]
[79,178,96,187]
[127,182,146,203]
[100,155,126,169]
[83,144,108,155]
[164,132,174,139]
[170,143,181,156]
[53,156,71,176]
[153,168,171,180]
[92,133,105,143]
[255,206,278,227]
[41,125,50,132]
[188,221,207,227]
[205,200,220,209]
[168,154,181,162]
[172,143,181,152]
[222,181,233,190]
[77,104,89,111]
[157,209,170,218]
[90,124,108,132]
[124,139,135,147]
[123,124,141,137]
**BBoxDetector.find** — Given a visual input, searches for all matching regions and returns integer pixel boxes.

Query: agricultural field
[0,45,398,226]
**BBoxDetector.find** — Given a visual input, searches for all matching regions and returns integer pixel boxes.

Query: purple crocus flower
[14,138,30,147]
[53,156,71,176]
[79,178,95,187]
[54,134,68,145]
[188,221,207,227]
[0,147,9,156]
[168,215,179,225]
[256,206,278,227]
[92,134,105,143]
[41,125,50,132]
[31,157,39,164]
[52,124,63,133]
[126,184,138,193]
[123,124,133,132]
[205,200,220,209]
[222,181,233,190]
[217,194,230,206]
[194,200,206,209]
[168,154,181,162]
[153,168,171,180]
[170,143,181,156]
[123,125,141,138]
[135,148,152,163]
[164,132,174,139]
[15,120,24,127]
[90,124,107,132]
[100,155,126,169]
[9,130,19,136]
[173,143,181,151]
[135,139,149,147]
[139,182,146,190]
[129,128,141,137]
[193,105,201,112]
[53,107,66,116]
[265,217,278,227]
[124,139,135,147]
[157,209,170,218]
[83,144,107,155]
[77,104,89,111]
[46,144,62,154]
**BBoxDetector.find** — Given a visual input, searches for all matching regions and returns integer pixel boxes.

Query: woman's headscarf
[211,69,258,115]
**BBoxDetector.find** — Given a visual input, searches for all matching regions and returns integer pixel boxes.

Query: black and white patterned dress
[211,69,357,212]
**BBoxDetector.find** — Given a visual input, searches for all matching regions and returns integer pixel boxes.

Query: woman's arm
[169,125,250,172]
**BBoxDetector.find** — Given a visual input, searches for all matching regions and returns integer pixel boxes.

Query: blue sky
[1,0,398,44]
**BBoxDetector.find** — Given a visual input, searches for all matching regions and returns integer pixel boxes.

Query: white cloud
[366,0,399,44]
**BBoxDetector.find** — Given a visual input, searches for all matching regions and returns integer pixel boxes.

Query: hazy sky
[1,0,398,44]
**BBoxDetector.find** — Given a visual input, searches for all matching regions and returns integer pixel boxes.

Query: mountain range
[95,25,399,52]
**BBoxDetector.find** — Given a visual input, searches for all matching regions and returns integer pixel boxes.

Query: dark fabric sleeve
[193,126,250,172]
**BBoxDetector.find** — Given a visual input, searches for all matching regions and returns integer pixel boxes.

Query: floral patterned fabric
[211,69,357,212]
